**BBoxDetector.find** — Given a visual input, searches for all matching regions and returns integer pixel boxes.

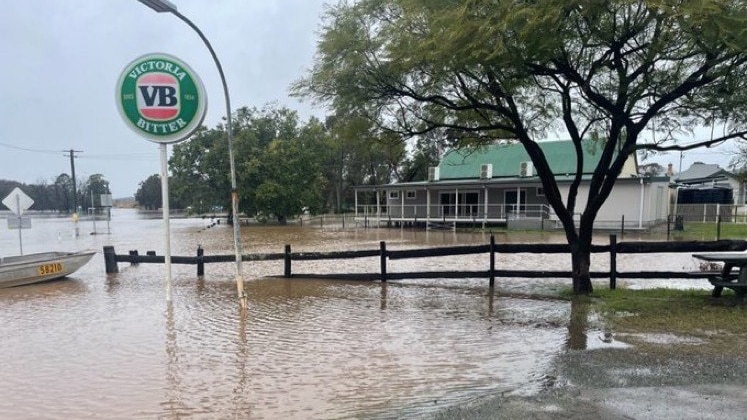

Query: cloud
[0,0,327,198]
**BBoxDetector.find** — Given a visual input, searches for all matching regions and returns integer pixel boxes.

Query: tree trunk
[571,242,594,294]
[567,297,590,350]
[277,215,287,225]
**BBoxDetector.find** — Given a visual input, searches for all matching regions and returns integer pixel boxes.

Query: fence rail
[103,235,747,289]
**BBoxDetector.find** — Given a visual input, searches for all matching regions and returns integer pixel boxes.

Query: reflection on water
[0,209,707,418]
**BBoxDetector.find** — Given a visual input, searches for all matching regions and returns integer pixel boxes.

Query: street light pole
[137,0,246,308]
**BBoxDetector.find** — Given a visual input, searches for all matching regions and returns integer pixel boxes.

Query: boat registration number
[38,262,64,276]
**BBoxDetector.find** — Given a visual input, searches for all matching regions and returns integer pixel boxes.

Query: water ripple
[0,211,608,419]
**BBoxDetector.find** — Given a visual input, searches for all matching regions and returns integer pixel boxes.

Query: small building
[354,140,670,230]
[674,162,745,205]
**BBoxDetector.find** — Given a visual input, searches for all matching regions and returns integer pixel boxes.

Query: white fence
[672,204,747,223]
[355,203,553,222]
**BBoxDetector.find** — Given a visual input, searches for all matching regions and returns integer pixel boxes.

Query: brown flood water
[0,209,709,419]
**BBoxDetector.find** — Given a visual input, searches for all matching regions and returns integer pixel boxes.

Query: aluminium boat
[0,250,96,288]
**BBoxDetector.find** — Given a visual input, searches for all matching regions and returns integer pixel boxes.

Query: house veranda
[353,140,671,230]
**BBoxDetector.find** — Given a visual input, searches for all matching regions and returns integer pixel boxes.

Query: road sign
[2,187,34,215]
[116,53,207,144]
[7,216,31,229]
[100,194,113,207]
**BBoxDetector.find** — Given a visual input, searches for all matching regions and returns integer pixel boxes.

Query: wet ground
[432,344,747,419]
[1,209,745,418]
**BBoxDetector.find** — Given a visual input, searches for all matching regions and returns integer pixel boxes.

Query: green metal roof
[438,139,609,179]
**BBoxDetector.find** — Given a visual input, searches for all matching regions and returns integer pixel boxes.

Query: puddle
[615,332,706,345]
[583,330,633,349]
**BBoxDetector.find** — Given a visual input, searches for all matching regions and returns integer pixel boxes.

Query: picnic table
[692,252,747,298]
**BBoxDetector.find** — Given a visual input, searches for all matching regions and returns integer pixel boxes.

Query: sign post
[101,194,113,235]
[117,53,207,302]
[3,187,34,255]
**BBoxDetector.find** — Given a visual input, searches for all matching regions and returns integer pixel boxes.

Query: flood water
[0,209,710,419]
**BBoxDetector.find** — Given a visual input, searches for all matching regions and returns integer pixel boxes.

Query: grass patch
[586,287,747,336]
[663,222,747,241]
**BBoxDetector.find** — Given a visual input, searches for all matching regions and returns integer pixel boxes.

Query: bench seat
[687,269,738,279]
[708,281,747,298]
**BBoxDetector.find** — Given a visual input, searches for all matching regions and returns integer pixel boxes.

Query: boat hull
[0,251,96,288]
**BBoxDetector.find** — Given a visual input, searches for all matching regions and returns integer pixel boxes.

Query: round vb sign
[116,53,207,143]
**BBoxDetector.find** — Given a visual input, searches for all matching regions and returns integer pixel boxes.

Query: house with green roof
[354,139,671,229]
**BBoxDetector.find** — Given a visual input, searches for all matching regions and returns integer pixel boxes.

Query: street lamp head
[136,0,177,13]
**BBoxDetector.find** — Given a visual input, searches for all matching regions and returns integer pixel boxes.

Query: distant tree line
[0,174,110,213]
[133,174,186,211]
[134,105,442,222]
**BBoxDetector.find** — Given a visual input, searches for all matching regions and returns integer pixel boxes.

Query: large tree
[53,174,74,213]
[324,114,408,211]
[295,0,747,293]
[135,174,162,210]
[169,105,338,221]
[81,174,110,209]
[169,126,229,213]
[251,117,330,223]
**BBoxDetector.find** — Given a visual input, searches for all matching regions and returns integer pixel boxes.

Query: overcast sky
[0,0,328,198]
[0,1,737,200]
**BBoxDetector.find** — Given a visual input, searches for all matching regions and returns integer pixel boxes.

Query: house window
[440,193,456,216]
[505,189,527,214]
[406,190,416,199]
[536,187,545,197]
[464,192,479,216]
[388,191,399,200]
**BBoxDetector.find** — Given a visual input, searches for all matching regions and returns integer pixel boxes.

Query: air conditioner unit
[519,161,534,177]
[428,166,440,181]
[479,163,493,179]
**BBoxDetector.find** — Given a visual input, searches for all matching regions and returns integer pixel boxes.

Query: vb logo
[137,73,179,120]
[117,53,206,144]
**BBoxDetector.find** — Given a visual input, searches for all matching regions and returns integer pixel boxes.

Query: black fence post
[609,234,617,290]
[489,234,495,288]
[284,245,292,278]
[103,246,118,273]
[717,216,721,241]
[128,250,139,266]
[380,241,387,282]
[666,214,671,241]
[620,215,625,239]
[196,246,204,276]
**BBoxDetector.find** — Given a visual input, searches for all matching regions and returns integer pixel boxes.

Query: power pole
[63,149,82,214]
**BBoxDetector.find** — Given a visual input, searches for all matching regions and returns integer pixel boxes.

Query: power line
[0,141,62,155]
[79,153,158,161]
[0,141,157,161]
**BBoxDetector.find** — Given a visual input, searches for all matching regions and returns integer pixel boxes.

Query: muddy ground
[429,334,747,419]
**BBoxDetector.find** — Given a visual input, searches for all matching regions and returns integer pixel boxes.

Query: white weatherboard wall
[557,177,670,228]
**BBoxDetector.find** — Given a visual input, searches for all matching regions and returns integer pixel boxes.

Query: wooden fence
[102,235,747,289]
